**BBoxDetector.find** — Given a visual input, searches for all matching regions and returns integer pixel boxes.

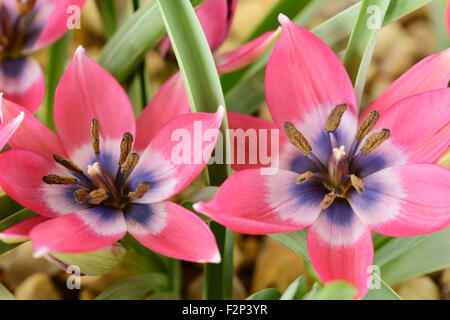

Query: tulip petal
[30,206,127,255]
[125,201,220,263]
[216,28,281,74]
[194,169,324,234]
[266,15,357,163]
[0,108,23,151]
[54,47,135,161]
[349,164,450,237]
[34,0,87,50]
[373,88,450,164]
[134,73,190,151]
[308,200,373,300]
[0,150,89,217]
[0,98,66,160]
[127,107,224,203]
[0,57,44,113]
[0,216,50,243]
[363,49,450,117]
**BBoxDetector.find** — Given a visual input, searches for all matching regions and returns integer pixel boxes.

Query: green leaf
[95,0,118,39]
[0,282,15,300]
[0,195,23,221]
[246,0,317,41]
[314,281,357,300]
[44,33,70,131]
[95,273,168,300]
[280,276,309,300]
[47,244,126,276]
[343,0,391,107]
[363,273,402,300]
[430,0,450,51]
[269,228,310,263]
[374,235,424,267]
[0,241,20,255]
[247,288,282,300]
[380,227,450,285]
[301,282,320,300]
[99,0,204,83]
[0,209,37,232]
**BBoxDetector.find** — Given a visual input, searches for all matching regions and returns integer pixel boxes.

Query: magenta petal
[0,216,50,243]
[194,169,323,234]
[216,28,281,74]
[308,201,373,300]
[374,88,450,164]
[30,207,127,256]
[54,47,135,158]
[0,57,44,113]
[363,49,450,117]
[265,15,357,162]
[1,98,66,160]
[135,73,190,151]
[34,0,87,49]
[125,201,220,263]
[128,107,224,203]
[0,150,88,217]
[349,164,450,237]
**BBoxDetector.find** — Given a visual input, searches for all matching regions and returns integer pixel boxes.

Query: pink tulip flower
[195,15,450,298]
[0,93,23,150]
[0,0,86,113]
[0,47,223,264]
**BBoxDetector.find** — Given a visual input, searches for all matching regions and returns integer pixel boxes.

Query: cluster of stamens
[284,104,390,210]
[43,119,151,209]
[0,0,37,58]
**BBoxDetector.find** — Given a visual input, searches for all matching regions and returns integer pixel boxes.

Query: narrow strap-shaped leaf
[247,288,282,300]
[269,228,310,263]
[314,281,357,300]
[0,208,37,232]
[363,273,402,300]
[95,0,118,39]
[0,195,23,221]
[374,235,424,267]
[99,0,204,83]
[430,0,450,51]
[157,0,232,300]
[343,0,391,108]
[0,282,15,300]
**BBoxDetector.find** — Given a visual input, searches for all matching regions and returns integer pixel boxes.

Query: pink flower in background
[0,94,23,150]
[0,47,223,264]
[0,0,86,113]
[195,15,450,298]
[160,0,281,74]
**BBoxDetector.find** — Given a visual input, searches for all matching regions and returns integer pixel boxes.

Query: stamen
[295,171,314,184]
[320,191,336,210]
[88,188,109,205]
[43,175,77,186]
[356,111,380,141]
[91,119,100,154]
[325,104,347,132]
[121,153,139,175]
[128,182,150,200]
[284,122,311,156]
[350,174,364,195]
[361,129,390,155]
[17,0,36,15]
[74,188,89,203]
[119,132,133,165]
[53,154,83,175]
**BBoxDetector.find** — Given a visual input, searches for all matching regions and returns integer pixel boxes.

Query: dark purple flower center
[284,105,390,209]
[43,119,151,210]
[0,0,38,58]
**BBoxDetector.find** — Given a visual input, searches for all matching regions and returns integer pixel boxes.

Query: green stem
[95,0,118,39]
[44,33,70,131]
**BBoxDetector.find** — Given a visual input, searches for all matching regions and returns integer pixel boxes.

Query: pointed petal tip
[207,252,222,264]
[278,13,290,26]
[75,45,86,55]
[192,202,205,213]
[33,247,50,258]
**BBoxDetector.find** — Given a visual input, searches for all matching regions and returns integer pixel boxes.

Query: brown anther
[356,111,380,141]
[350,174,365,195]
[284,122,311,156]
[128,182,150,200]
[91,119,100,154]
[361,129,390,155]
[88,188,109,205]
[320,191,336,210]
[53,154,83,175]
[325,104,347,132]
[119,132,133,165]
[121,153,139,175]
[43,174,77,186]
[295,171,314,184]
[74,188,89,204]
